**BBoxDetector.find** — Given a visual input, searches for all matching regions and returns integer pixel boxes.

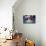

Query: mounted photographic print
[23,15,36,24]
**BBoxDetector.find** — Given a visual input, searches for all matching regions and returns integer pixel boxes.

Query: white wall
[0,0,16,29]
[13,0,41,46]
[41,0,46,46]
[12,0,46,46]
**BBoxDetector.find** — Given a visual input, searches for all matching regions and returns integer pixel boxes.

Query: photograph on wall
[23,15,36,24]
